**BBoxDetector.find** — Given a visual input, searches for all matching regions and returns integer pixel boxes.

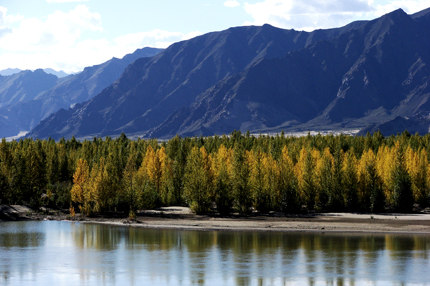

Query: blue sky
[0,0,428,73]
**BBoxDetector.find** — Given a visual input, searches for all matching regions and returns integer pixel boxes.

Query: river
[0,221,429,285]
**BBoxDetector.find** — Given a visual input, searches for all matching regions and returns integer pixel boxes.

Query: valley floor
[2,205,430,234]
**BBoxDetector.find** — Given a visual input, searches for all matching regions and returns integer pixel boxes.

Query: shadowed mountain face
[0,69,59,108]
[28,8,430,140]
[0,47,162,138]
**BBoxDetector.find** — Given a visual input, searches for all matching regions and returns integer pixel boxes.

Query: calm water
[0,221,430,286]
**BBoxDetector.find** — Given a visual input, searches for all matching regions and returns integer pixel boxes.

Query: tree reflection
[2,222,430,285]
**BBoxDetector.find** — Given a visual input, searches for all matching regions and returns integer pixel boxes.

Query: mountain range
[0,68,70,78]
[19,7,430,139]
[0,47,163,138]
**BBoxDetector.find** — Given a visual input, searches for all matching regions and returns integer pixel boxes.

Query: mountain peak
[26,6,430,139]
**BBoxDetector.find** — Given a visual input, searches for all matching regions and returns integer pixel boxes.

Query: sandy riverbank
[2,205,430,234]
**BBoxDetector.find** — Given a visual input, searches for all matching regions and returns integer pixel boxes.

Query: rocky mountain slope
[28,8,430,139]
[0,47,162,138]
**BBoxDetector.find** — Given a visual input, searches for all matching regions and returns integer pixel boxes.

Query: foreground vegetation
[0,131,429,217]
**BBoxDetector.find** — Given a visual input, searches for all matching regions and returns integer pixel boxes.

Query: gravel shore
[2,205,430,234]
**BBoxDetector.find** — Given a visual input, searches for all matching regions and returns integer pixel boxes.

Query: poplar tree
[249,149,271,212]
[277,146,299,213]
[59,144,71,182]
[122,151,141,218]
[391,143,413,212]
[296,148,318,211]
[342,149,359,211]
[157,147,174,206]
[315,148,333,212]
[10,150,28,205]
[71,159,89,214]
[376,145,395,203]
[26,142,46,207]
[405,147,429,207]
[142,145,161,206]
[0,171,8,204]
[90,157,112,213]
[183,147,213,214]
[213,145,233,215]
[232,146,252,213]
[46,144,60,185]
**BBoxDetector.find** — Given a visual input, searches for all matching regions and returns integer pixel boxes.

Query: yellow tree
[262,152,277,211]
[183,147,214,214]
[157,147,174,206]
[376,145,395,203]
[249,149,271,212]
[70,159,89,214]
[212,145,233,215]
[144,145,160,189]
[140,145,161,207]
[276,146,299,213]
[405,147,429,207]
[315,148,334,212]
[142,146,174,206]
[342,148,358,211]
[295,147,319,211]
[90,157,112,213]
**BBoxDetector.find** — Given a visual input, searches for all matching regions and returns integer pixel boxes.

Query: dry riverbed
[2,205,430,234]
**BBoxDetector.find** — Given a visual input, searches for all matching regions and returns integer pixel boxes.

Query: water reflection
[1,221,430,285]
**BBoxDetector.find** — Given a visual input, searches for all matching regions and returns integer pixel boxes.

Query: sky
[0,0,428,73]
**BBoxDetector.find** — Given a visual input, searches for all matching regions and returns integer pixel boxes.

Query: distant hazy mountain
[0,68,23,76]
[28,7,430,140]
[0,69,59,108]
[42,68,70,78]
[0,68,70,78]
[0,47,163,138]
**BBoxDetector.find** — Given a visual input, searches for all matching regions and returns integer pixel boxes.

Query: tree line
[0,130,429,217]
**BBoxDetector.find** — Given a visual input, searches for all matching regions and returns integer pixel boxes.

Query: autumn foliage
[0,131,429,215]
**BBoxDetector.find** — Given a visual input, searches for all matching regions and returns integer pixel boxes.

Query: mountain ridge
[0,47,163,138]
[28,7,430,140]
[28,19,375,140]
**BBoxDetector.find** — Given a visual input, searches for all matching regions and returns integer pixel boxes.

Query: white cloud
[224,1,240,8]
[0,6,24,30]
[0,5,101,53]
[113,29,201,53]
[0,4,202,73]
[243,0,430,31]
[244,0,375,31]
[374,0,430,16]
[0,5,104,72]
[46,0,89,3]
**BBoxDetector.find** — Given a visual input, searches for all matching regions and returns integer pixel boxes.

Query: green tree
[232,146,252,213]
[0,170,8,204]
[342,149,359,212]
[26,142,46,208]
[46,144,60,185]
[10,150,28,204]
[277,146,299,213]
[122,151,141,218]
[296,148,318,211]
[213,145,233,215]
[249,149,271,213]
[391,143,413,212]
